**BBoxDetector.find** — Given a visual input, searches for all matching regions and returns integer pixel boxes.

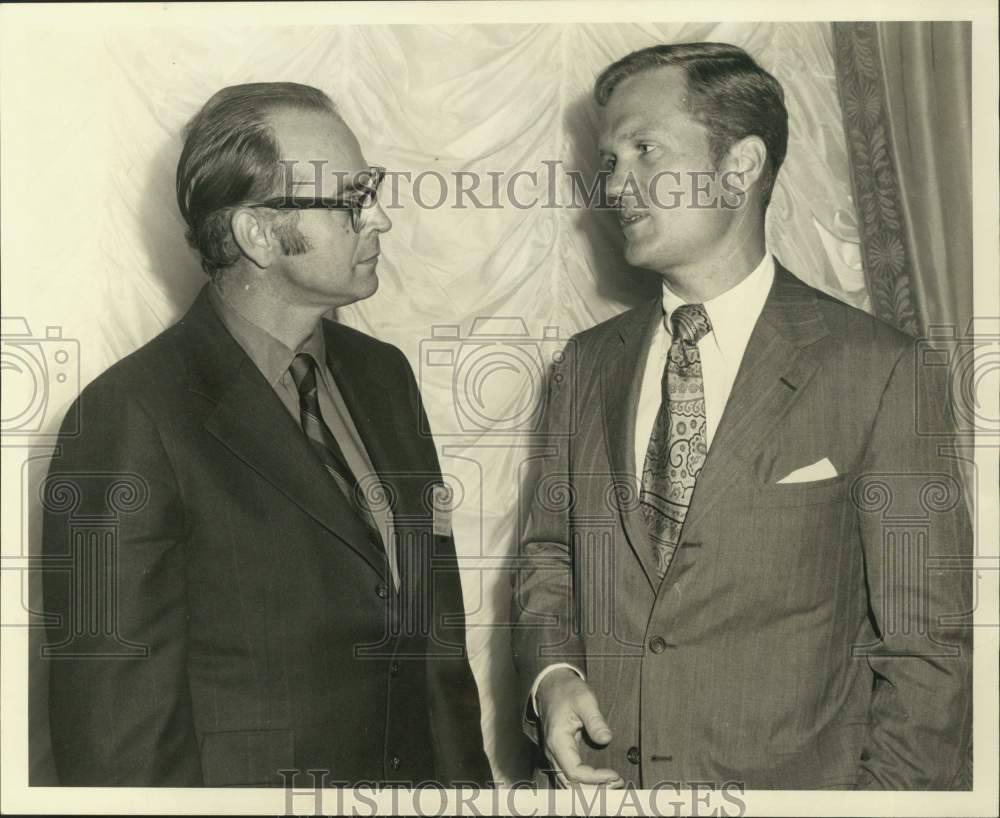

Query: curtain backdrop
[880,21,974,335]
[833,21,972,335]
[19,22,862,784]
[832,20,975,558]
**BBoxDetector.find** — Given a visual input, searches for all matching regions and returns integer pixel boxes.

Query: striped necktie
[640,303,713,579]
[288,353,397,586]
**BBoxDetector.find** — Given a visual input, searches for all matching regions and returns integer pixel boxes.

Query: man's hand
[535,668,624,788]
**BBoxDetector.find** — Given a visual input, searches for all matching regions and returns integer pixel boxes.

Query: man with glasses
[42,82,491,787]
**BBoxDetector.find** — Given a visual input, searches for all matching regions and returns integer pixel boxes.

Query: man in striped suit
[513,43,972,790]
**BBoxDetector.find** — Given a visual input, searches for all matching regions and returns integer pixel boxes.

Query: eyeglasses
[244,166,386,233]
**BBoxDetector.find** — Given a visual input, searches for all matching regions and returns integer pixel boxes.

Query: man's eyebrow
[623,128,661,141]
[597,126,654,148]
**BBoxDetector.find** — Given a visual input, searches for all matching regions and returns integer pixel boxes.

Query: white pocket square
[776,457,838,484]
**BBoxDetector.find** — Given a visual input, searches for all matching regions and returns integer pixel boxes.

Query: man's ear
[721,135,768,201]
[230,208,275,269]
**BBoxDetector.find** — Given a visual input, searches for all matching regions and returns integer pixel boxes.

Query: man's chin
[357,268,380,299]
[623,242,652,270]
[624,237,675,274]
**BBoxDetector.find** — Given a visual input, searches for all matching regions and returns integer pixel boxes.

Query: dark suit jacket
[42,287,491,787]
[512,264,972,789]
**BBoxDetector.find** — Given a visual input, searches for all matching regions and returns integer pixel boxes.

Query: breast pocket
[199,729,295,787]
[754,474,851,508]
[741,471,856,606]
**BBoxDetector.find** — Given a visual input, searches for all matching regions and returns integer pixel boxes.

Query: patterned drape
[832,20,976,546]
[832,22,921,335]
[832,21,973,336]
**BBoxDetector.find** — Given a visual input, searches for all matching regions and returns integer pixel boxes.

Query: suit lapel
[322,323,425,517]
[181,289,389,578]
[679,264,831,538]
[323,324,431,591]
[323,326,414,501]
[601,298,663,590]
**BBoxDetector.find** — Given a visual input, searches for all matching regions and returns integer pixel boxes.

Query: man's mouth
[618,211,648,229]
[358,251,380,264]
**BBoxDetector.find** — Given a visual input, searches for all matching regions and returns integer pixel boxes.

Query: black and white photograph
[1,1,997,815]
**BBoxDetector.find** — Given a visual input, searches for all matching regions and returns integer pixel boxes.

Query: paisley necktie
[640,303,712,579]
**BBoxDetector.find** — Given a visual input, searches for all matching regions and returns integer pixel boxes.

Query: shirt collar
[661,253,775,362]
[208,283,327,386]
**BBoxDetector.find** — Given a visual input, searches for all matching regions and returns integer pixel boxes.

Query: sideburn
[272,211,313,256]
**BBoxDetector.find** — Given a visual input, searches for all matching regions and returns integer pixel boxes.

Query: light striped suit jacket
[512,263,972,789]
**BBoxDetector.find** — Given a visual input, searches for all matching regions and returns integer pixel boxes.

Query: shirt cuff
[529,663,585,719]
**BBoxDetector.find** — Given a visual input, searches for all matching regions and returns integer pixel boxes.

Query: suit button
[390,661,400,675]
[390,755,401,770]
[375,583,389,599]
[649,636,667,654]
[626,746,640,765]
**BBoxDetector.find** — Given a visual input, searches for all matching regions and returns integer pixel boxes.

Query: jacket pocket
[199,729,295,787]
[754,474,850,507]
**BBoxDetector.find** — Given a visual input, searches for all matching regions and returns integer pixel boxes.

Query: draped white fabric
[13,22,865,782]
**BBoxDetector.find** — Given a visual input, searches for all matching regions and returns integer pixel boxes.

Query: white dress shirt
[530,253,775,715]
[633,253,775,487]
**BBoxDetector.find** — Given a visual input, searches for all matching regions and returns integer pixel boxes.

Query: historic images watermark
[275,160,749,213]
[915,317,1000,438]
[419,321,574,439]
[14,317,995,657]
[277,775,748,817]
[0,317,80,446]
[32,470,152,659]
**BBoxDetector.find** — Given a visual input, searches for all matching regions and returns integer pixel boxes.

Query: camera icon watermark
[916,317,999,437]
[419,317,575,438]
[1,317,80,444]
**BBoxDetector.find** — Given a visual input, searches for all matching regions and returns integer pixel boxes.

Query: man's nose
[605,170,623,200]
[604,168,627,207]
[365,201,392,234]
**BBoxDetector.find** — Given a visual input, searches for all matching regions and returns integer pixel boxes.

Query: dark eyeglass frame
[244,166,386,233]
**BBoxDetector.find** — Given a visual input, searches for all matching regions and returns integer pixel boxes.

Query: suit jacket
[42,286,491,787]
[512,264,972,789]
